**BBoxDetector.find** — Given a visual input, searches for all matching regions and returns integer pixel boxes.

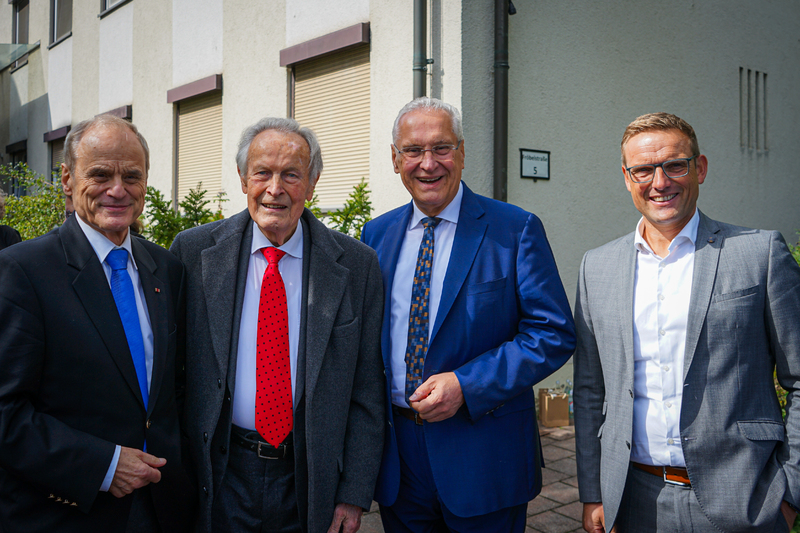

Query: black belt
[230,425,293,460]
[393,405,424,425]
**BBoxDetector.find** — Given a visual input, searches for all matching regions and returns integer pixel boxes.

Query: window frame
[50,0,73,46]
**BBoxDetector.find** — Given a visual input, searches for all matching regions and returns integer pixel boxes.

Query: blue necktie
[105,249,148,411]
[405,217,441,404]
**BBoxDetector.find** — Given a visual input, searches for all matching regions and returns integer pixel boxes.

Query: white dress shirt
[389,182,463,407]
[232,221,304,430]
[630,209,700,467]
[75,215,153,492]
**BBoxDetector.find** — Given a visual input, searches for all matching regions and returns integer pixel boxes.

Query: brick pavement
[359,425,582,533]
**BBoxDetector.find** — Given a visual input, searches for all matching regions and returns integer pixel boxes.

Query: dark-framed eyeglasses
[625,156,698,183]
[394,140,463,162]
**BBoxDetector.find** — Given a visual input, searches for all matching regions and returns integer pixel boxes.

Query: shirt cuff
[100,445,121,492]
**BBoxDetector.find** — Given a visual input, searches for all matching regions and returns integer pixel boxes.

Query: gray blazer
[171,209,385,533]
[573,211,800,532]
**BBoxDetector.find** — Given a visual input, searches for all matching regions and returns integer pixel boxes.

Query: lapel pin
[708,238,715,243]
[155,288,161,293]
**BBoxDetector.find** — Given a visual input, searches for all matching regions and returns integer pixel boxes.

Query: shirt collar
[75,214,136,269]
[250,219,304,259]
[409,181,463,230]
[634,208,700,255]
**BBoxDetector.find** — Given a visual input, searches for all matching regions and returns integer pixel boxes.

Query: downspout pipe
[493,0,510,202]
[413,0,427,98]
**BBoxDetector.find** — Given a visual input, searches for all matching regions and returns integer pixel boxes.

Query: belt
[230,425,293,460]
[393,405,424,426]
[632,462,691,487]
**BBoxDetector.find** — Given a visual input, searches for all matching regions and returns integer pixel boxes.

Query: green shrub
[306,179,372,239]
[140,184,226,248]
[1,164,65,240]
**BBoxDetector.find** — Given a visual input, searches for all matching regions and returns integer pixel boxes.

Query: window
[12,0,29,69]
[740,67,768,151]
[50,138,65,180]
[175,92,223,205]
[102,0,127,11]
[3,144,27,197]
[51,0,72,44]
[292,44,370,210]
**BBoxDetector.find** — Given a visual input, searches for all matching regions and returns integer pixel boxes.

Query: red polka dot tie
[255,247,293,447]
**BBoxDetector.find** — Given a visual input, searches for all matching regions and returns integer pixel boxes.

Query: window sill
[47,32,72,50]
[99,0,133,19]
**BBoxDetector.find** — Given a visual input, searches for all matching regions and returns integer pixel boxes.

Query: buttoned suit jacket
[0,214,195,532]
[170,208,385,533]
[573,211,800,532]
[361,183,576,517]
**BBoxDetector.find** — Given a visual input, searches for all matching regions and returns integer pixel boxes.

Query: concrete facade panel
[172,0,222,88]
[285,0,368,48]
[47,38,71,130]
[99,3,133,113]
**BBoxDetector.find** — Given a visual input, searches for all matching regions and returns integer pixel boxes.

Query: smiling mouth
[417,176,443,183]
[263,204,287,209]
[651,194,677,202]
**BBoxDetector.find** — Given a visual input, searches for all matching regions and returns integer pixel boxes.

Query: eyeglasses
[625,156,698,183]
[394,140,463,162]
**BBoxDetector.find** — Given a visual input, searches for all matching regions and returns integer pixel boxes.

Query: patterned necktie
[105,249,148,410]
[405,217,441,404]
[255,247,293,447]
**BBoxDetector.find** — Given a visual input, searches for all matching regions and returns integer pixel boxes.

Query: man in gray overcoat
[171,117,384,533]
[574,112,800,533]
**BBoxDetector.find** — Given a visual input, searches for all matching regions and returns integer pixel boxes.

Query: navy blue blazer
[362,183,576,516]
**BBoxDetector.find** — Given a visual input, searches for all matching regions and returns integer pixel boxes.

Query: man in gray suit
[574,112,800,533]
[171,117,384,533]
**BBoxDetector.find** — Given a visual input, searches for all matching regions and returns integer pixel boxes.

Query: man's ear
[391,144,401,174]
[61,163,72,196]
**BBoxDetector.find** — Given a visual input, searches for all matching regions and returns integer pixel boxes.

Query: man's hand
[327,503,362,533]
[782,501,797,529]
[409,372,464,422]
[109,447,166,498]
[583,502,609,533]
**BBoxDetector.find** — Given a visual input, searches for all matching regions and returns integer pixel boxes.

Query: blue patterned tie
[105,249,148,411]
[405,217,441,404]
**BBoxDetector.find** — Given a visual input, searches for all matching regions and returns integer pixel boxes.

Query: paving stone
[562,475,580,488]
[527,495,559,516]
[540,436,558,448]
[547,427,575,440]
[539,481,580,504]
[541,466,569,485]
[359,511,385,533]
[546,457,578,477]
[526,510,582,533]
[552,437,576,452]
[543,444,573,462]
[554,501,584,521]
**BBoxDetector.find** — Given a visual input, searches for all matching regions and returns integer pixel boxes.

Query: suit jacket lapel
[132,238,166,415]
[301,210,348,399]
[201,211,252,380]
[62,216,146,408]
[430,184,487,345]
[619,234,636,382]
[683,212,722,379]
[377,204,412,368]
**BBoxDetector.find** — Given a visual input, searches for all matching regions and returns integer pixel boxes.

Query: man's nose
[419,149,438,171]
[651,166,671,188]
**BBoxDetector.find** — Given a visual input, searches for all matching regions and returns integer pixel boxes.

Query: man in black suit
[0,115,195,532]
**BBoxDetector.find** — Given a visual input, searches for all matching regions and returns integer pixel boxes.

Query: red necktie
[255,247,293,447]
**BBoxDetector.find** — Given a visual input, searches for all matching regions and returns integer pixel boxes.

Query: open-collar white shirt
[630,209,700,467]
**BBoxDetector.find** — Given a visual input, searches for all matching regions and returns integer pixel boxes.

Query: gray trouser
[615,464,789,533]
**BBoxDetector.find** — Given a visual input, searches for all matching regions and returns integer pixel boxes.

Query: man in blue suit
[361,97,576,532]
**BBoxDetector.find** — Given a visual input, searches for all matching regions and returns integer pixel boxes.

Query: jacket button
[203,486,208,495]
[626,441,631,449]
[220,446,227,454]
[218,379,222,389]
[203,432,208,442]
[146,419,152,429]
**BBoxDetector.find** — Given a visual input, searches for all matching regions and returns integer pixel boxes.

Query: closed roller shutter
[294,44,370,210]
[176,92,223,204]
[51,138,65,179]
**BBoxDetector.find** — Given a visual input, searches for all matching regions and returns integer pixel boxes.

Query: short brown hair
[620,112,699,165]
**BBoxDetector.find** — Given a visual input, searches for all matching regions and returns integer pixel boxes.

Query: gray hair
[236,117,323,184]
[64,114,150,172]
[392,97,464,144]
